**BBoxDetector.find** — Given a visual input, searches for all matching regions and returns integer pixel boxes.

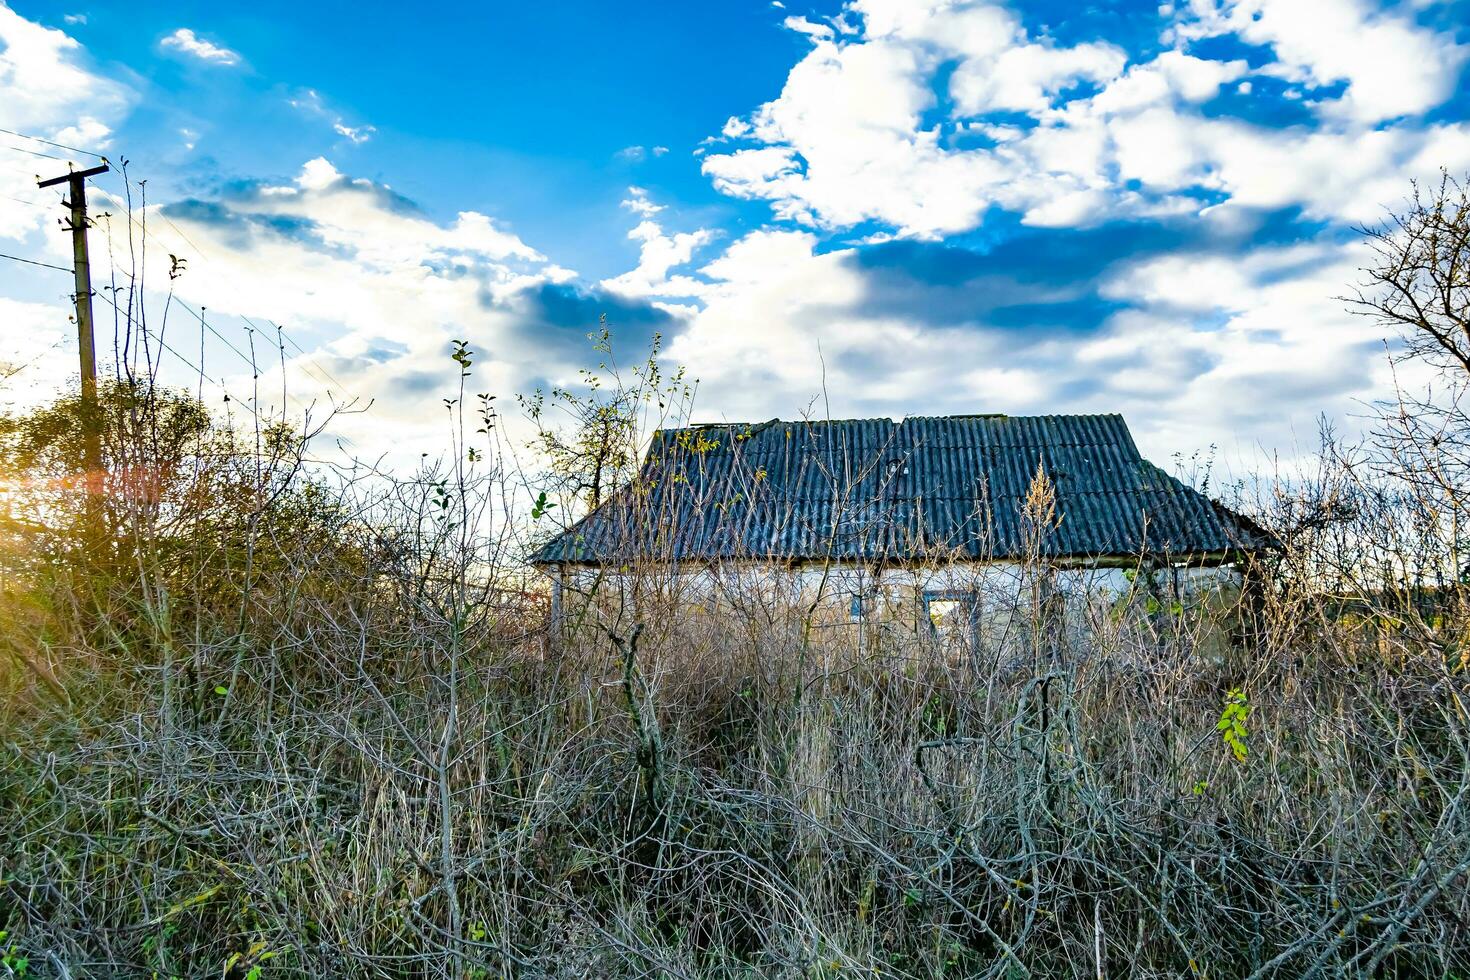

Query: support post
[38,163,110,509]
[549,564,565,645]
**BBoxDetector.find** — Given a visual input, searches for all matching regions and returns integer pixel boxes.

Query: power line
[0,250,71,273]
[92,288,266,425]
[95,285,278,422]
[0,142,70,162]
[267,317,358,399]
[99,198,363,407]
[1,337,68,381]
[134,203,353,394]
[39,195,290,419]
[8,165,308,438]
[174,297,261,375]
[0,126,108,161]
[84,203,274,386]
[94,292,377,477]
[10,162,367,420]
[90,177,359,400]
[0,191,55,210]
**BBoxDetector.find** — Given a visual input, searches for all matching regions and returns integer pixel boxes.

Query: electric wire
[94,289,372,477]
[80,190,318,417]
[92,288,266,426]
[99,184,355,397]
[0,251,71,274]
[6,150,369,424]
[4,156,353,470]
[0,142,70,163]
[97,192,364,407]
[0,126,108,160]
[1,337,69,381]
[0,191,55,210]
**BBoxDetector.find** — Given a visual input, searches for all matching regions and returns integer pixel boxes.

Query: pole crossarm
[36,163,110,189]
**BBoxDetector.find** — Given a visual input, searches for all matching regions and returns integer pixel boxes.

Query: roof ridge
[661,412,1127,432]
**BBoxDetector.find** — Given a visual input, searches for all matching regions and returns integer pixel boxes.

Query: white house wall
[554,560,1243,643]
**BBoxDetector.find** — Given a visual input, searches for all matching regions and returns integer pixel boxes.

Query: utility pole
[38,162,109,503]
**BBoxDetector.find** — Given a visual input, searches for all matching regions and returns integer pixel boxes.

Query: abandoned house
[532,413,1273,642]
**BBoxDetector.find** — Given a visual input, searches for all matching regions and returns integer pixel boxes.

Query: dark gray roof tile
[533,414,1272,564]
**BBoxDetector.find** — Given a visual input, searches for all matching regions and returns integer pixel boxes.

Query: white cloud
[950,41,1126,115]
[702,0,1468,237]
[261,157,545,264]
[1194,119,1470,224]
[659,221,1397,465]
[702,33,1022,237]
[0,6,131,241]
[617,144,674,160]
[1083,50,1246,115]
[600,190,714,299]
[0,297,73,411]
[783,16,834,40]
[98,158,596,463]
[721,116,753,138]
[0,6,128,137]
[668,230,864,406]
[667,229,1101,426]
[1,0,1464,473]
[289,88,374,144]
[1176,0,1466,124]
[159,28,241,66]
[701,4,1134,237]
[621,186,664,217]
[333,121,375,144]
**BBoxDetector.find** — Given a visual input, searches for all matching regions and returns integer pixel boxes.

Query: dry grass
[0,383,1468,979]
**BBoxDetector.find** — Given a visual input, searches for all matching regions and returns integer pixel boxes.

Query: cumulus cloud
[621,186,664,217]
[3,0,1465,472]
[599,189,715,300]
[663,217,1394,463]
[701,0,1470,238]
[1173,0,1467,125]
[123,159,672,464]
[160,28,241,66]
[0,6,131,240]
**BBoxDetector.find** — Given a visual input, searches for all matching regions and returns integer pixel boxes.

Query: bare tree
[1309,170,1470,644]
[1351,171,1470,376]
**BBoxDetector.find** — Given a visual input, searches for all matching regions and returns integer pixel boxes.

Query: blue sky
[2,0,1469,470]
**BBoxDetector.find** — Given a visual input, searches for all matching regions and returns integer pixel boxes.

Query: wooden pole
[39,163,110,507]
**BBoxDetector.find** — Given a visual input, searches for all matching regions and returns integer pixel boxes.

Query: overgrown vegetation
[1,180,1469,978]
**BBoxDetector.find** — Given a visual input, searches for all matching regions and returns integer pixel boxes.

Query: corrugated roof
[533,414,1273,565]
